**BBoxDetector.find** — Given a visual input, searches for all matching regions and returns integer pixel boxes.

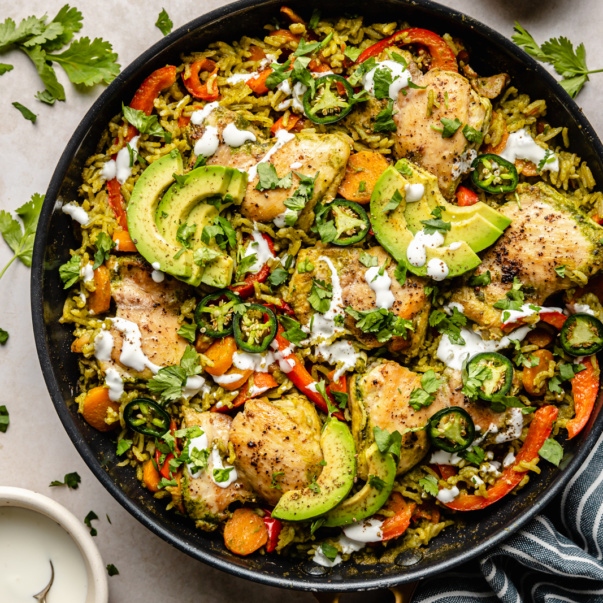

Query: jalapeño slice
[560,313,603,356]
[233,303,278,353]
[471,154,519,194]
[317,199,370,246]
[428,407,475,453]
[195,290,241,338]
[465,352,514,402]
[124,398,171,438]
[302,74,355,125]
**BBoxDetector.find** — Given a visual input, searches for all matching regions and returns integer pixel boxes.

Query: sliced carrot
[213,372,277,412]
[247,69,272,95]
[248,45,266,61]
[280,6,305,24]
[81,386,120,432]
[516,158,538,177]
[308,59,332,73]
[142,459,161,493]
[112,229,137,252]
[224,508,268,556]
[271,114,302,135]
[456,185,479,207]
[522,349,554,396]
[412,503,440,524]
[204,336,237,376]
[88,265,112,315]
[381,493,416,541]
[567,355,600,439]
[217,367,254,391]
[337,151,389,204]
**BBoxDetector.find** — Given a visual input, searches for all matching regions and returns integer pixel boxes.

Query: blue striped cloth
[414,429,603,603]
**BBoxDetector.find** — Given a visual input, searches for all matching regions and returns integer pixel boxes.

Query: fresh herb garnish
[462,124,483,145]
[84,510,99,536]
[310,517,326,535]
[265,58,292,89]
[268,266,289,287]
[419,474,439,496]
[92,231,114,269]
[372,67,393,100]
[235,252,258,280]
[359,251,379,268]
[373,426,402,458]
[429,307,467,345]
[538,437,563,466]
[122,104,171,141]
[213,467,234,483]
[468,270,491,287]
[293,32,333,58]
[308,477,321,494]
[59,254,82,289]
[462,445,486,466]
[489,394,534,414]
[155,8,173,36]
[373,99,397,132]
[537,149,556,172]
[431,117,462,138]
[50,471,81,489]
[394,262,407,286]
[0,329,8,345]
[270,471,284,490]
[12,101,37,122]
[147,346,202,402]
[284,172,316,212]
[493,277,524,311]
[321,542,338,561]
[106,564,120,577]
[421,206,451,234]
[177,322,197,344]
[279,315,307,345]
[309,278,333,314]
[383,189,403,213]
[554,265,567,278]
[255,163,293,191]
[116,438,132,455]
[368,475,387,491]
[345,306,413,342]
[0,405,8,433]
[462,362,492,400]
[344,45,362,62]
[409,370,445,410]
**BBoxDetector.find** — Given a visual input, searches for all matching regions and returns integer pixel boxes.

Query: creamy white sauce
[0,507,88,603]
[481,461,502,477]
[426,258,449,281]
[312,547,342,567]
[406,230,445,268]
[494,407,524,444]
[183,375,208,399]
[342,518,384,543]
[499,128,559,172]
[115,135,139,184]
[242,228,275,274]
[570,303,595,316]
[213,372,246,386]
[445,302,464,315]
[436,486,460,503]
[190,101,220,125]
[472,475,484,486]
[248,383,271,396]
[362,60,412,100]
[80,262,94,283]
[233,350,275,373]
[405,183,425,203]
[269,340,297,374]
[447,241,462,251]
[500,303,564,325]
[276,79,307,113]
[94,329,114,362]
[248,129,296,181]
[451,148,477,180]
[105,367,124,402]
[210,446,238,488]
[194,125,220,157]
[101,159,117,181]
[316,340,360,381]
[222,122,257,147]
[437,325,532,371]
[273,208,298,228]
[226,72,259,85]
[151,266,165,283]
[430,449,463,465]
[290,161,303,169]
[364,266,395,309]
[61,202,90,225]
[503,451,516,467]
[111,317,161,373]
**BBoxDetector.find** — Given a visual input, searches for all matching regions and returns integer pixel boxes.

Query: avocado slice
[370,166,482,278]
[323,443,396,527]
[272,419,356,521]
[128,156,246,286]
[397,160,511,252]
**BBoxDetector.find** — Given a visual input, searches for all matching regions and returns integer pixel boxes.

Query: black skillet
[31,0,603,595]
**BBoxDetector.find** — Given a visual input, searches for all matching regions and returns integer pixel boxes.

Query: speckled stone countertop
[1,1,602,601]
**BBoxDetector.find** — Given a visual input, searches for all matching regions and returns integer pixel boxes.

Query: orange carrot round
[88,264,112,315]
[338,151,389,204]
[522,349,554,396]
[81,386,120,432]
[223,508,268,556]
[204,336,237,376]
[142,459,161,493]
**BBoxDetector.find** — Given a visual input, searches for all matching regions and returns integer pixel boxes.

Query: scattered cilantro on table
[155,8,173,36]
[106,563,120,577]
[84,510,99,536]
[49,471,81,489]
[0,405,9,432]
[12,101,37,122]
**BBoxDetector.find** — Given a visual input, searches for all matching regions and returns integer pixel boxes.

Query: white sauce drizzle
[115,135,139,184]
[101,159,117,181]
[499,128,559,172]
[210,446,238,488]
[273,208,298,228]
[183,375,208,399]
[451,148,477,179]
[247,129,296,181]
[242,228,275,274]
[61,202,90,225]
[226,72,259,85]
[571,303,595,316]
[80,262,94,283]
[105,367,124,402]
[406,230,445,268]
[364,266,395,309]
[194,125,220,157]
[494,407,524,443]
[222,122,257,147]
[190,101,220,125]
[342,518,384,543]
[111,317,161,373]
[213,372,246,386]
[93,329,114,362]
[187,432,209,478]
[430,449,463,465]
[276,79,307,113]
[426,258,449,281]
[362,60,412,100]
[405,183,425,203]
[232,350,275,373]
[436,486,460,503]
[500,303,565,325]
[503,451,516,467]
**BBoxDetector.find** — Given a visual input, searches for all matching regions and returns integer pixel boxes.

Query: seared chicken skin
[287,246,430,356]
[393,69,491,198]
[229,395,324,506]
[181,409,254,529]
[351,361,512,477]
[451,183,603,331]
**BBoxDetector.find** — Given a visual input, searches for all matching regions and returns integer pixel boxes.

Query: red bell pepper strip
[326,370,347,401]
[437,464,458,480]
[182,58,220,101]
[444,405,559,511]
[154,450,174,479]
[356,28,458,72]
[456,185,479,207]
[229,233,274,298]
[270,114,302,135]
[567,355,600,439]
[380,493,416,541]
[106,178,128,231]
[502,310,567,333]
[263,510,283,553]
[247,68,272,95]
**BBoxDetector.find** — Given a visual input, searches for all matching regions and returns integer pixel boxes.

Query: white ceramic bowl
[0,486,109,603]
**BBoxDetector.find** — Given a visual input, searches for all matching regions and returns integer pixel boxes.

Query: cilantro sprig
[345,306,413,343]
[147,346,202,402]
[409,370,445,411]
[512,22,602,98]
[50,471,81,489]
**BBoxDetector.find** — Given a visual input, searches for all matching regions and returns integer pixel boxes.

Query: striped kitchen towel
[414,429,603,603]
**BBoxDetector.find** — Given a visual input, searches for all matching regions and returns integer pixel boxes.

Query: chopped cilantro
[308,478,321,494]
[12,101,37,123]
[265,59,292,89]
[84,510,99,536]
[462,362,492,400]
[321,542,338,561]
[368,475,387,491]
[409,370,445,411]
[255,163,293,191]
[49,471,81,489]
[462,445,486,466]
[155,8,173,36]
[116,438,132,456]
[383,189,403,213]
[0,405,8,433]
[92,231,114,269]
[373,99,397,132]
[538,437,563,466]
[419,474,439,496]
[148,346,201,402]
[359,251,379,268]
[468,270,491,287]
[309,278,333,314]
[308,10,321,30]
[59,254,82,289]
[310,517,326,535]
[559,362,586,381]
[438,117,462,138]
[106,563,120,577]
[213,467,234,483]
[493,278,525,311]
[554,265,567,278]
[284,172,316,212]
[293,32,333,58]
[429,307,467,345]
[279,315,307,345]
[235,252,258,280]
[345,306,413,342]
[373,426,402,458]
[395,159,413,178]
[332,390,348,409]
[0,328,8,345]
[123,104,170,141]
[177,322,197,344]
[462,124,483,145]
[271,471,284,490]
[421,206,451,234]
[394,262,407,286]
[268,266,289,287]
[344,45,362,62]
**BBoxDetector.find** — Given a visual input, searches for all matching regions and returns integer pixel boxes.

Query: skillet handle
[313,583,419,603]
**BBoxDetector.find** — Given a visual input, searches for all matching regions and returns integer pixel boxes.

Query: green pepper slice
[123,398,171,438]
[471,154,519,194]
[560,313,603,356]
[195,290,241,338]
[302,74,355,125]
[428,407,475,453]
[465,352,514,402]
[317,199,370,246]
[233,303,277,353]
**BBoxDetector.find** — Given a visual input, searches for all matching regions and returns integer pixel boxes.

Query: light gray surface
[0,1,602,601]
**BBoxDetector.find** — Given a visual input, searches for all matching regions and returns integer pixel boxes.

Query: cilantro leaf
[0,405,9,433]
[268,266,289,287]
[558,362,585,382]
[122,104,170,140]
[462,124,483,145]
[279,315,307,345]
[116,439,132,456]
[106,564,119,577]
[177,323,197,344]
[93,231,114,269]
[22,45,65,103]
[84,510,99,536]
[344,45,362,62]
[373,426,402,458]
[310,517,326,535]
[554,265,566,278]
[468,270,491,287]
[155,8,173,36]
[293,32,333,57]
[308,10,321,30]
[256,162,293,191]
[511,22,548,61]
[409,370,444,410]
[235,252,258,280]
[462,362,492,400]
[49,471,81,489]
[394,262,407,286]
[429,308,466,345]
[462,445,486,466]
[271,471,284,490]
[43,5,83,52]
[368,475,387,491]
[373,99,397,133]
[59,254,82,289]
[359,251,379,268]
[373,67,393,100]
[321,542,338,561]
[0,63,13,75]
[332,390,348,410]
[213,467,234,483]
[0,15,46,52]
[12,101,36,123]
[538,437,563,466]
[421,206,451,234]
[493,277,524,311]
[419,474,439,496]
[148,365,187,401]
[265,59,291,89]
[180,345,202,377]
[436,117,462,138]
[284,172,316,212]
[345,306,413,342]
[309,278,333,314]
[383,189,403,213]
[308,478,321,494]
[0,328,8,344]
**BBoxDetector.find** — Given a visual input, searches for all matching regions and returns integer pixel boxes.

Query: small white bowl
[0,486,108,603]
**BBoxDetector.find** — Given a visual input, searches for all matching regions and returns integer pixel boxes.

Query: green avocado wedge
[370,166,482,278]
[272,419,356,522]
[323,443,396,527]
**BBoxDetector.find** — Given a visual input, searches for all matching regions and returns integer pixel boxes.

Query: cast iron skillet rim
[31,0,603,592]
